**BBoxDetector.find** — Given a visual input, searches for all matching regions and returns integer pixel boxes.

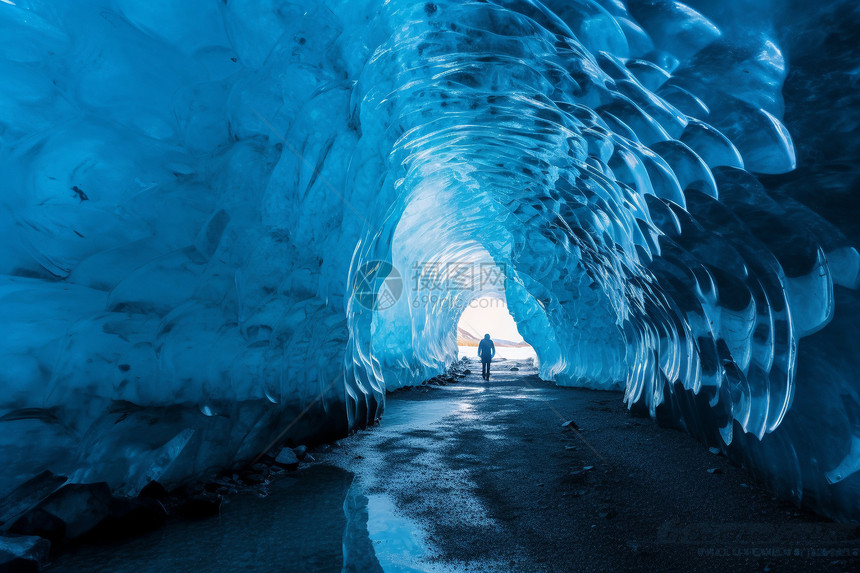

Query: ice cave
[1,0,860,564]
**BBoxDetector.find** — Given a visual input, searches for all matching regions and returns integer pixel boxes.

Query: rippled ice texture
[1,0,858,520]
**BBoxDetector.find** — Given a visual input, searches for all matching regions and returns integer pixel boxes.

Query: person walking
[478,334,495,381]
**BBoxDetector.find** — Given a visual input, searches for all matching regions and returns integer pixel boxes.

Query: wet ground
[49,357,860,572]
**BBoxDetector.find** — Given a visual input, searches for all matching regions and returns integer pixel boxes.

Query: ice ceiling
[1,0,859,521]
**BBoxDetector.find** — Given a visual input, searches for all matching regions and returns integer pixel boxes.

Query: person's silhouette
[478,334,495,381]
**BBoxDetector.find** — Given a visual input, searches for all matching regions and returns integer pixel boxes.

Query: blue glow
[0,0,858,522]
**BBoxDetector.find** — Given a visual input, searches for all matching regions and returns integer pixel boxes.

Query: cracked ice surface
[0,0,859,520]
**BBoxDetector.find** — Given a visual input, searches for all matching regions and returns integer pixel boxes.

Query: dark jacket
[478,338,495,362]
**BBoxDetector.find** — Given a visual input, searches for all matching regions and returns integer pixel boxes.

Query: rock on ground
[0,534,50,572]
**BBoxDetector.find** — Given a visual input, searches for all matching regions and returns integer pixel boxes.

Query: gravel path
[327,356,860,573]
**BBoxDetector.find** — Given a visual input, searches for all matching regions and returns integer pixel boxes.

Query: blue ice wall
[1,0,858,520]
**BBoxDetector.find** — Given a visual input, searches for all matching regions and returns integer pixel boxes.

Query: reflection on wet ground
[325,358,546,572]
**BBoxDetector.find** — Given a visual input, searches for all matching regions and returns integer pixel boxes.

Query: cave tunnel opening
[455,295,536,362]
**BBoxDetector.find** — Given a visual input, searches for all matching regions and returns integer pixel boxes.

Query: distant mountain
[456,326,529,348]
[457,327,480,343]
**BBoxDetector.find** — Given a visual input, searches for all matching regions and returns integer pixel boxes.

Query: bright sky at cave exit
[457,296,525,343]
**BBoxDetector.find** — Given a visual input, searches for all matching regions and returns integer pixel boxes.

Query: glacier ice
[0,0,859,522]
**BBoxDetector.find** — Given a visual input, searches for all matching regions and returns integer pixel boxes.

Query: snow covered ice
[0,0,859,522]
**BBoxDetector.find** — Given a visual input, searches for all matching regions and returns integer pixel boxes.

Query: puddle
[380,399,460,428]
[343,488,449,573]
